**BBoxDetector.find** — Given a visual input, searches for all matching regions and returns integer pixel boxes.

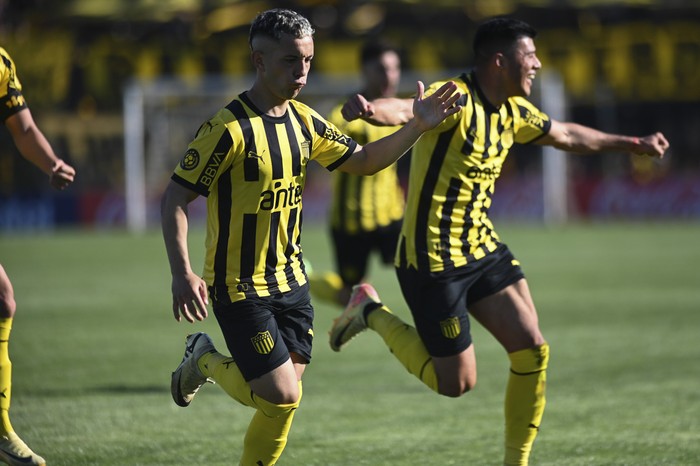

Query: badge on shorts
[251,331,275,355]
[440,317,461,339]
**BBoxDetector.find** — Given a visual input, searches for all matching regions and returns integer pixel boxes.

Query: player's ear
[251,49,265,71]
[494,52,507,69]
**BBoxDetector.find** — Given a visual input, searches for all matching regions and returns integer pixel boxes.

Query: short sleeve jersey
[397,71,551,273]
[0,47,27,122]
[326,101,405,234]
[171,92,358,304]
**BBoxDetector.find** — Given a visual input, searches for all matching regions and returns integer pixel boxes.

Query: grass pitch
[1,221,699,465]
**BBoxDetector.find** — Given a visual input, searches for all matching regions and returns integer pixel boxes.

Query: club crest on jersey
[251,331,275,355]
[180,149,200,170]
[440,317,461,339]
[301,140,310,164]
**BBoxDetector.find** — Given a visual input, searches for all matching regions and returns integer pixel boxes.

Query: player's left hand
[632,132,670,159]
[49,159,76,190]
[411,81,462,132]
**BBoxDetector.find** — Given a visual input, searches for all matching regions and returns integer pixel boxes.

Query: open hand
[411,81,462,132]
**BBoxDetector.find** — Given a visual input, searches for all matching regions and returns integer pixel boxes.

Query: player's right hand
[171,272,209,323]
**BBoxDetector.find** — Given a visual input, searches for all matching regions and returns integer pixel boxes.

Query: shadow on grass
[26,384,169,397]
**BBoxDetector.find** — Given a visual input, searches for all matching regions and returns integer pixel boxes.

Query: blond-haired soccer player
[161,9,460,465]
[330,17,669,465]
[0,46,76,466]
[309,39,406,306]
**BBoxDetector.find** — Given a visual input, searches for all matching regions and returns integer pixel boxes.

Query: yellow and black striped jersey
[172,92,358,304]
[326,102,405,234]
[0,47,27,122]
[397,71,551,273]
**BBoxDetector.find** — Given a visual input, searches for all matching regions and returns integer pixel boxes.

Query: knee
[255,382,303,418]
[0,293,15,318]
[437,374,477,398]
[0,271,15,318]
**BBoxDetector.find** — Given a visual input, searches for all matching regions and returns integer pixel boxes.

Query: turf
[1,221,699,465]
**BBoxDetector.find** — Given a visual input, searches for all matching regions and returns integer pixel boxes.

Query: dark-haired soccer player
[161,8,460,465]
[309,39,406,306]
[0,46,76,466]
[330,17,669,465]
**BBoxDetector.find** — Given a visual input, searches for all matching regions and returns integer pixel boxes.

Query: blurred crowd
[1,0,699,227]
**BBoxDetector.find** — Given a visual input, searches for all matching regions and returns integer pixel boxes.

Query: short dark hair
[473,17,537,62]
[359,39,400,66]
[249,9,315,47]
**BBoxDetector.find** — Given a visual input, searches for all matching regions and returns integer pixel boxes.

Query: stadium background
[1,0,699,230]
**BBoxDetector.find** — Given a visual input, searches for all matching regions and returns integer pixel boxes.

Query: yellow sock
[367,307,439,392]
[240,381,302,466]
[198,351,256,408]
[504,343,549,466]
[0,318,13,435]
[308,271,344,305]
[199,353,302,465]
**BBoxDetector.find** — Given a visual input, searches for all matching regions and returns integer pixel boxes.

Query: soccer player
[309,39,406,306]
[0,46,76,466]
[329,17,669,465]
[161,9,460,465]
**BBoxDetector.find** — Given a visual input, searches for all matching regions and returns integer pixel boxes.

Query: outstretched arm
[341,94,414,126]
[161,180,209,323]
[338,81,461,175]
[5,108,76,189]
[538,120,669,159]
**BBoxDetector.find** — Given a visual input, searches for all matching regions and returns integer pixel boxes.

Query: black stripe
[240,213,257,297]
[171,174,208,197]
[516,104,552,143]
[369,172,378,229]
[213,166,233,302]
[289,103,312,142]
[415,126,458,271]
[265,211,281,294]
[481,184,497,244]
[439,177,462,269]
[283,207,300,288]
[510,368,546,376]
[460,183,480,259]
[481,107,493,160]
[397,236,407,268]
[193,130,233,192]
[227,100,260,182]
[263,119,285,180]
[326,146,356,172]
[460,93,476,155]
[310,115,358,172]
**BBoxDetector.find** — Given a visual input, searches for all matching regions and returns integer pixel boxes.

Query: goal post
[122,70,567,233]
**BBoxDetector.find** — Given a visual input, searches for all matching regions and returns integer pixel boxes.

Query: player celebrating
[309,39,406,306]
[330,17,669,465]
[0,46,76,466]
[161,9,461,465]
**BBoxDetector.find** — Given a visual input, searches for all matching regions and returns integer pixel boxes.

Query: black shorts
[331,220,402,286]
[395,243,525,357]
[211,284,314,381]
